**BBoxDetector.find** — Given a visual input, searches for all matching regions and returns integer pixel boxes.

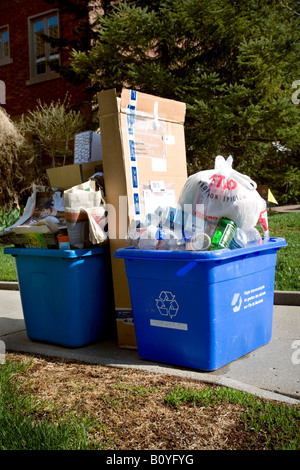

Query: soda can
[210,217,236,250]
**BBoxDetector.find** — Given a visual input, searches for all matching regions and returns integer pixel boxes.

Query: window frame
[27,9,60,85]
[0,24,13,66]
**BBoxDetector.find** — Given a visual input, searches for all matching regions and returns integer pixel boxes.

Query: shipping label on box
[98,88,188,348]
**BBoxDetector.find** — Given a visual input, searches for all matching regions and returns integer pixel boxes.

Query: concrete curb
[0,281,299,306]
[273,291,300,306]
[0,281,19,291]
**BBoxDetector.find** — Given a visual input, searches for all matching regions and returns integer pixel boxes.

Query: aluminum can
[210,217,236,250]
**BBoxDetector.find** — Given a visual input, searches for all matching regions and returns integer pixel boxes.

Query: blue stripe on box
[131,166,138,188]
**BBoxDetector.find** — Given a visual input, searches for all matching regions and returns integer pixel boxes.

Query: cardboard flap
[99,88,186,124]
[47,165,82,189]
[47,161,102,189]
[120,88,186,124]
[98,88,120,117]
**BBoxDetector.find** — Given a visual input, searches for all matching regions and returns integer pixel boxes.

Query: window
[0,26,12,65]
[28,10,59,83]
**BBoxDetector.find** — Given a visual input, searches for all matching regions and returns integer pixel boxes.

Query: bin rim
[114,237,287,262]
[3,245,108,258]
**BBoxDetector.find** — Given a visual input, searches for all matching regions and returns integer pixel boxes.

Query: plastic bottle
[157,228,185,251]
[229,228,248,249]
[185,232,211,251]
[204,219,218,239]
[229,226,262,250]
[243,226,262,246]
[258,200,270,243]
[139,225,159,250]
[126,229,139,247]
[144,212,161,228]
[126,219,146,248]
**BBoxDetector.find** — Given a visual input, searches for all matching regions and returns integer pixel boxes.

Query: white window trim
[0,24,13,66]
[26,9,60,85]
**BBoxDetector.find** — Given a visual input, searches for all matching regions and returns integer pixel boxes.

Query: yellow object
[268,189,278,205]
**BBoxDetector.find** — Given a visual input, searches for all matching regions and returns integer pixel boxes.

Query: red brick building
[0,0,88,119]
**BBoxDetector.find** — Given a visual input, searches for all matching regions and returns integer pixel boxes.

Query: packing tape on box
[127,90,141,221]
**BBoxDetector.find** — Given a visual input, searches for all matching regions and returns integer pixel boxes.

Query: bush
[19,97,88,168]
[0,107,38,209]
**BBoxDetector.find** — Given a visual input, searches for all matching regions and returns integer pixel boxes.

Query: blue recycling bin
[4,246,115,348]
[115,238,287,371]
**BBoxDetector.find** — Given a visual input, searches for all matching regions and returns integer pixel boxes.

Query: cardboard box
[6,230,60,249]
[57,235,70,249]
[47,161,103,190]
[98,88,188,348]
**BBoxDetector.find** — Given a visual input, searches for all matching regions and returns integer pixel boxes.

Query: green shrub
[19,97,88,168]
[0,107,38,208]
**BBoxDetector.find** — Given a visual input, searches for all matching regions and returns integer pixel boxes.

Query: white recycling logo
[231,293,242,312]
[155,291,179,319]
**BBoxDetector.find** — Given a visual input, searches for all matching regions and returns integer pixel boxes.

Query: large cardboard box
[98,88,188,348]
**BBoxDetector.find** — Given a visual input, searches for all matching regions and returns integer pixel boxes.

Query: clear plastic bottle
[243,226,262,246]
[229,228,248,249]
[126,229,139,247]
[139,225,159,250]
[157,228,184,251]
[126,219,146,248]
[258,200,270,243]
[144,212,161,227]
[185,232,211,251]
[229,226,262,250]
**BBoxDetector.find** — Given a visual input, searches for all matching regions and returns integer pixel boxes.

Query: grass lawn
[267,212,299,291]
[0,245,18,281]
[0,353,299,450]
[0,211,299,290]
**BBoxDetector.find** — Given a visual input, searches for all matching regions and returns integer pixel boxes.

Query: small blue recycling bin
[115,237,287,371]
[4,246,115,348]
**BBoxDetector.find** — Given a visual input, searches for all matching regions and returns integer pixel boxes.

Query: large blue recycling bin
[4,246,114,348]
[115,238,287,371]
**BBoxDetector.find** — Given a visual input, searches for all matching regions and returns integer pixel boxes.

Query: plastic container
[114,238,287,371]
[4,246,114,348]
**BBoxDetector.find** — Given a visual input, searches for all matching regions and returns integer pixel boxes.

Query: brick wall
[0,0,87,118]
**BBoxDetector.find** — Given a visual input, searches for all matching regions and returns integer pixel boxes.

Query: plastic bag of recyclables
[127,155,269,251]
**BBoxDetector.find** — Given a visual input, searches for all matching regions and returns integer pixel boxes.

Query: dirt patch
[8,352,271,450]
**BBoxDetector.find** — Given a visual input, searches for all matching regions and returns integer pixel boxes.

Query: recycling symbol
[231,293,242,312]
[155,291,179,319]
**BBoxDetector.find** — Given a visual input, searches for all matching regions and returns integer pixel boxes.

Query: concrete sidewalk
[0,287,299,405]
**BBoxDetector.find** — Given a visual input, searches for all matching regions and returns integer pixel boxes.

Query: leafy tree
[43,0,118,119]
[70,0,300,203]
[43,0,93,84]
[43,0,118,93]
